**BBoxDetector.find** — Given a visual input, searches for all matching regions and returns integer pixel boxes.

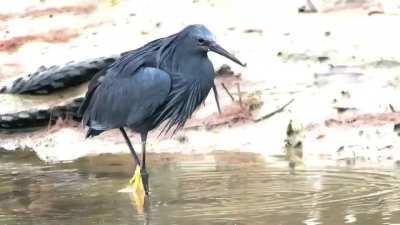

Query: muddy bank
[1,0,400,166]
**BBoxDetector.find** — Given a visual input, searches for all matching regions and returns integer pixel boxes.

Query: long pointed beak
[209,43,246,67]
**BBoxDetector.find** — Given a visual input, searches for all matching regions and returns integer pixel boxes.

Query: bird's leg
[140,132,149,195]
[212,83,222,115]
[120,128,141,166]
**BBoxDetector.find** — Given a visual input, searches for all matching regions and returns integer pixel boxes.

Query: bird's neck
[172,49,212,77]
[164,48,213,100]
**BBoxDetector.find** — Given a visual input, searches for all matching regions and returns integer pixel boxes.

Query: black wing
[82,67,171,132]
[78,34,178,117]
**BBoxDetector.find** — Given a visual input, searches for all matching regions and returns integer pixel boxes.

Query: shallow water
[1,152,400,225]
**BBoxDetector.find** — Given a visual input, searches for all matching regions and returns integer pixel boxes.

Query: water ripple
[2,155,400,225]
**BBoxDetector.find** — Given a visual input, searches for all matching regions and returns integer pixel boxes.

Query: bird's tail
[85,128,104,138]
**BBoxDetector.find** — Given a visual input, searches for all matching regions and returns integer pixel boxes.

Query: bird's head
[180,24,246,67]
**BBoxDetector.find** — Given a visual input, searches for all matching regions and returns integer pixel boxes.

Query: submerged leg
[120,128,140,166]
[140,132,149,195]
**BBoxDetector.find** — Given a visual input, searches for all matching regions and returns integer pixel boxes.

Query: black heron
[79,24,245,195]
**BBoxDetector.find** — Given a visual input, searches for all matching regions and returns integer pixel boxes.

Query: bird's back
[78,29,184,114]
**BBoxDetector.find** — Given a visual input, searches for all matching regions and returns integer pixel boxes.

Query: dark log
[0,98,83,132]
[0,56,119,95]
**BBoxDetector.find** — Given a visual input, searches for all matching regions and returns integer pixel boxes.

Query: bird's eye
[198,38,205,44]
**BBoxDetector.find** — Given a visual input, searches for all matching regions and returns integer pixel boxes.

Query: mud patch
[324,112,400,128]
[0,63,24,80]
[186,103,252,130]
[23,4,96,18]
[0,29,80,52]
[0,4,96,21]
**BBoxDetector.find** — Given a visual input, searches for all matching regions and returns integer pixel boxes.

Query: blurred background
[1,1,400,224]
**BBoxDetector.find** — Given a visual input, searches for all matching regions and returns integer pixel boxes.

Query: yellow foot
[126,165,146,213]
[129,166,145,193]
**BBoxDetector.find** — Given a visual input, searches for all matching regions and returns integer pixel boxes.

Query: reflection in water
[344,210,356,224]
[1,152,400,225]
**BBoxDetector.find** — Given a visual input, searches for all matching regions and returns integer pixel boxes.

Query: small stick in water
[389,104,396,112]
[255,99,295,122]
[221,82,235,102]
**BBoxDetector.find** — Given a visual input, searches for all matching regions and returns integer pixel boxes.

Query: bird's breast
[182,58,214,95]
[143,57,215,133]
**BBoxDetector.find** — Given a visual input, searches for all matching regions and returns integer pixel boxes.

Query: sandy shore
[1,0,400,166]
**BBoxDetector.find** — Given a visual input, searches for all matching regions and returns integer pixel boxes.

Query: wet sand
[1,0,400,166]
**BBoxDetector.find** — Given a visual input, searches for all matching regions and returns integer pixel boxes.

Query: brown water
[1,151,400,225]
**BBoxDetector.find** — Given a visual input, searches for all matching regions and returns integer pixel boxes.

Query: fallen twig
[389,104,396,113]
[307,0,317,12]
[236,83,243,108]
[221,82,235,102]
[255,99,295,122]
[298,0,318,13]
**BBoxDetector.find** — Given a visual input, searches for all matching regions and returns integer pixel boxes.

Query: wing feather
[82,67,171,130]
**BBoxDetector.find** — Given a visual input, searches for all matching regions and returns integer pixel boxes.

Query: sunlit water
[1,151,400,225]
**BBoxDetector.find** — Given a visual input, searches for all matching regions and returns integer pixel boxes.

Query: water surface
[1,151,400,225]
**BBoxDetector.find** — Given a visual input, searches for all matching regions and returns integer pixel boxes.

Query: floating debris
[216,64,234,76]
[285,120,304,168]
